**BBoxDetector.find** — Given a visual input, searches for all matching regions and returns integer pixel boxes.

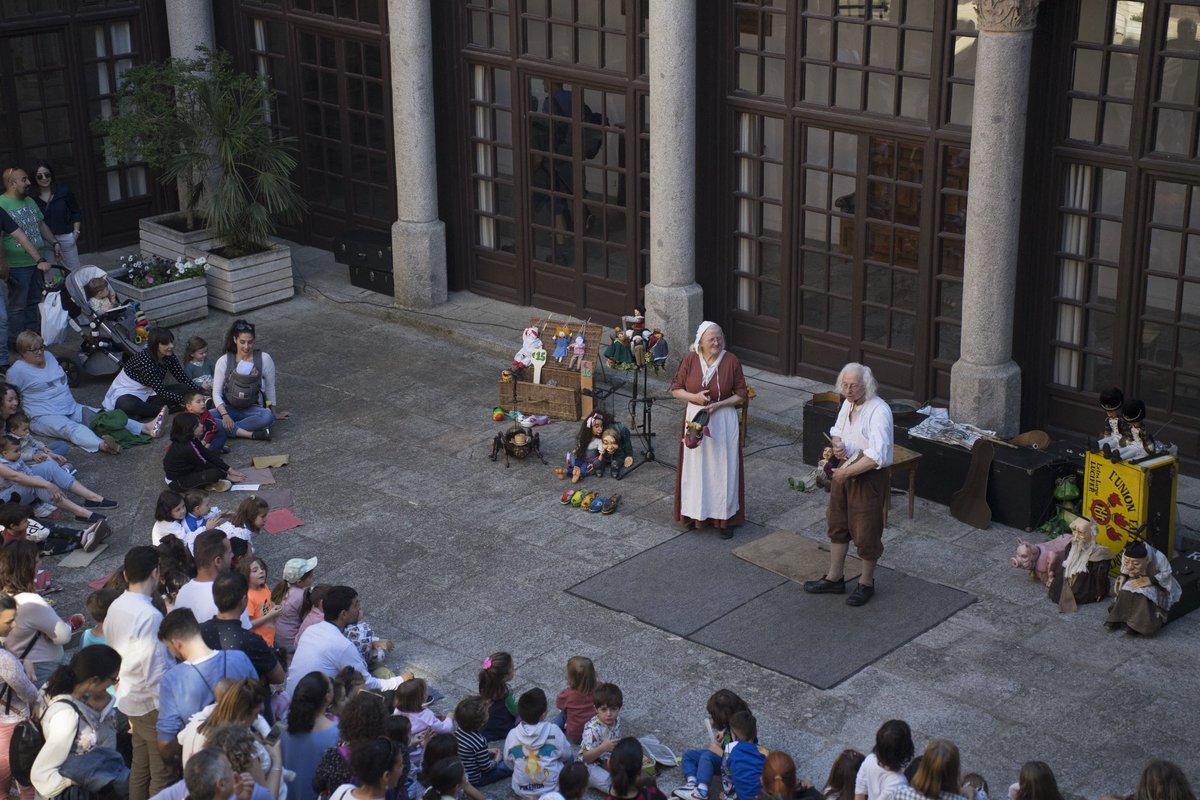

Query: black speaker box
[1167,551,1200,623]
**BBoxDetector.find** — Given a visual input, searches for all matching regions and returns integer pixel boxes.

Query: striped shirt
[455,728,496,785]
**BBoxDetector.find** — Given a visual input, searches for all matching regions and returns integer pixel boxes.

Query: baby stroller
[56,265,145,387]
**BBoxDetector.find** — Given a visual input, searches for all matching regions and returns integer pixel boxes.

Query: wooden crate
[495,318,607,421]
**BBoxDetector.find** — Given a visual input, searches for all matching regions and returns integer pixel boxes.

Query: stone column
[643,0,703,357]
[389,0,448,308]
[164,0,214,60]
[949,0,1042,436]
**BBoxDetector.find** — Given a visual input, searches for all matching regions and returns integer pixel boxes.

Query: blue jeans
[7,267,43,342]
[227,403,274,433]
[476,762,513,787]
[681,749,722,787]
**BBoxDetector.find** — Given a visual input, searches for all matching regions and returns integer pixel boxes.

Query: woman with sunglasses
[30,162,81,271]
[212,320,288,442]
[30,645,123,800]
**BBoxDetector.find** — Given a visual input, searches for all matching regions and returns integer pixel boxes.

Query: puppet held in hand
[513,326,544,370]
[683,409,710,449]
[1010,534,1073,587]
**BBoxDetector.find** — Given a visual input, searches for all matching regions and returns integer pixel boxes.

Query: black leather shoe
[846,583,875,606]
[802,576,846,594]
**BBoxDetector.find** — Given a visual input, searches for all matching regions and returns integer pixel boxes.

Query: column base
[949,358,1022,437]
[391,219,447,309]
[643,282,703,366]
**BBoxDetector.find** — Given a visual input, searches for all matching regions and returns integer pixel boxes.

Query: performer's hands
[1126,576,1151,590]
[691,390,710,405]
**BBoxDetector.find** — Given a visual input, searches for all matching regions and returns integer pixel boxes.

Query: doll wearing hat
[1105,540,1181,635]
[1108,399,1158,463]
[1093,386,1127,454]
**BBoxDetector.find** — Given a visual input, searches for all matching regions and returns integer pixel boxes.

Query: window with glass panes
[467,0,511,53]
[724,0,975,395]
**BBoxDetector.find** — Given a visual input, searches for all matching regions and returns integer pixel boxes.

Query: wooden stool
[885,444,922,526]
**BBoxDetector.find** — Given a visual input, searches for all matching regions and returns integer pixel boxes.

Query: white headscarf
[692,321,725,387]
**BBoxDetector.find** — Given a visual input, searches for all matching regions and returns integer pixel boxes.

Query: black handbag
[5,632,51,787]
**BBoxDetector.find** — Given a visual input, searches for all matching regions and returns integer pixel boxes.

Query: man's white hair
[836,362,878,400]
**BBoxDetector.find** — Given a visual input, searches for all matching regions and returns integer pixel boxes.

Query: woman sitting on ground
[102,327,202,422]
[212,320,288,442]
[4,331,168,454]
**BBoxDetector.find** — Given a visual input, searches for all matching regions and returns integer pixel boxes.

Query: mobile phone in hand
[264,720,286,746]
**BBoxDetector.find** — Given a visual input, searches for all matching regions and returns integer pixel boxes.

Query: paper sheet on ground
[231,484,261,492]
[59,543,109,568]
[252,454,289,469]
[237,466,276,485]
[265,508,304,534]
[255,488,293,509]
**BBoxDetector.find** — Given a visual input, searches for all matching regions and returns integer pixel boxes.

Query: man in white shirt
[803,362,894,607]
[174,529,250,627]
[105,546,176,799]
[285,586,411,695]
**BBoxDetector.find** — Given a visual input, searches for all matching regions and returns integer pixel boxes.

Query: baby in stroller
[85,277,120,314]
[59,265,148,385]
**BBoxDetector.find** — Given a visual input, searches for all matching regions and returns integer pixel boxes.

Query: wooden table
[886,444,922,525]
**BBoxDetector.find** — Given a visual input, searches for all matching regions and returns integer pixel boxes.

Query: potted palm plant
[98,47,304,312]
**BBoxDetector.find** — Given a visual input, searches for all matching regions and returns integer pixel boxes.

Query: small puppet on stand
[552,326,571,363]
[513,326,544,371]
[630,334,646,367]
[568,335,587,370]
[1092,386,1128,456]
[602,329,636,369]
[1105,539,1181,635]
[561,411,613,483]
[1105,399,1159,464]
[1047,516,1113,612]
[597,424,635,478]
[647,329,669,372]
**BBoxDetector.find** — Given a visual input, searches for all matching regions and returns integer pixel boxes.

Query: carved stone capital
[972,0,1043,32]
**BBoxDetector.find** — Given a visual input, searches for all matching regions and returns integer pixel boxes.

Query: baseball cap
[282,557,318,583]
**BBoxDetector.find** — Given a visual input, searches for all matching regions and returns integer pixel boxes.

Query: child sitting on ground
[272,556,318,659]
[454,696,513,789]
[421,735,483,800]
[163,412,245,492]
[673,689,750,800]
[479,651,519,742]
[855,720,914,800]
[151,490,188,547]
[218,495,268,562]
[6,412,72,472]
[0,501,107,554]
[581,682,623,792]
[238,555,280,646]
[549,762,589,800]
[81,588,121,648]
[85,276,119,314]
[0,434,114,523]
[555,655,596,745]
[184,336,215,393]
[182,389,227,454]
[721,711,769,800]
[504,688,571,799]
[183,488,229,538]
[396,678,454,775]
[610,738,669,800]
[823,749,866,800]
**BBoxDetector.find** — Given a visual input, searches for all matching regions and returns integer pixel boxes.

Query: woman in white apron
[669,322,748,538]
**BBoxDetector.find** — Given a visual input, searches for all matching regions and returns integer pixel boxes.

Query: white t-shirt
[174,579,251,628]
[103,367,152,409]
[854,753,907,800]
[152,520,188,547]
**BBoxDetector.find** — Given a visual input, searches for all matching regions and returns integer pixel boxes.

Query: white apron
[679,401,740,521]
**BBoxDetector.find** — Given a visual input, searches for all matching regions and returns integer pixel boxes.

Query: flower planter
[107,270,209,328]
[187,243,294,313]
[139,213,223,263]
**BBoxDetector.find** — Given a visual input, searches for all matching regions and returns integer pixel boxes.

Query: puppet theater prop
[498,317,605,421]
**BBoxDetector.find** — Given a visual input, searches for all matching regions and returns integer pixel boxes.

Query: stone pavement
[64,244,1200,796]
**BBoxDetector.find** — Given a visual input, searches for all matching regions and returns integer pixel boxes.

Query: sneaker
[84,497,118,509]
[672,783,697,800]
[75,511,107,524]
[845,583,875,606]
[691,789,709,800]
[99,435,121,455]
[80,522,98,552]
[151,406,168,437]
[251,428,272,441]
[802,576,846,594]
[202,480,233,493]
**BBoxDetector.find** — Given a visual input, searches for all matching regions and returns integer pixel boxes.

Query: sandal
[560,490,574,505]
[588,497,605,513]
[601,494,621,515]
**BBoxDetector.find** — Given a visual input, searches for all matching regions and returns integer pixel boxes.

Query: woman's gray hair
[837,362,878,400]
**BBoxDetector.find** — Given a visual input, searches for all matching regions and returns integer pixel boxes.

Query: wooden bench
[886,444,922,525]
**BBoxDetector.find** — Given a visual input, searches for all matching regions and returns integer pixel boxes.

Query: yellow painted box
[1083,452,1177,572]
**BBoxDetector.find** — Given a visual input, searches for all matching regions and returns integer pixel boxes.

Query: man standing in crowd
[0,167,62,352]
[106,546,176,800]
[803,362,894,607]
